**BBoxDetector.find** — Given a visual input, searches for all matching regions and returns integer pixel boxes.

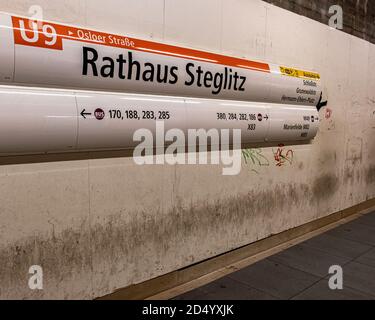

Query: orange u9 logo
[12,17,63,50]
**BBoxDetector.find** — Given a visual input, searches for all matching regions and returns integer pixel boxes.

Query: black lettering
[212,73,223,95]
[169,66,178,84]
[156,64,169,83]
[204,71,213,87]
[196,66,204,87]
[224,67,228,89]
[233,72,239,90]
[116,54,127,79]
[142,63,155,82]
[82,47,98,76]
[185,63,195,86]
[239,76,246,91]
[228,68,233,90]
[127,52,141,80]
[100,57,115,78]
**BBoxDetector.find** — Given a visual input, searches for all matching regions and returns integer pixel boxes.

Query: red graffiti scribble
[325,108,333,119]
[273,144,294,167]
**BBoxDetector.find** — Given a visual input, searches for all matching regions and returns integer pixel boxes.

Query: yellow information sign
[280,66,320,80]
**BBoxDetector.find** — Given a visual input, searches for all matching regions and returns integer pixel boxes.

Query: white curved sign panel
[0,13,321,107]
[0,87,319,156]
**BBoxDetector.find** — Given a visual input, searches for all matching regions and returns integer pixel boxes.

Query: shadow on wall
[0,140,311,166]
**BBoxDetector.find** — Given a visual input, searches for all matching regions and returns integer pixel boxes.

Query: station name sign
[0,13,321,106]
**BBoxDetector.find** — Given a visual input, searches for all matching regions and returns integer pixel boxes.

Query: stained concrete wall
[0,0,374,299]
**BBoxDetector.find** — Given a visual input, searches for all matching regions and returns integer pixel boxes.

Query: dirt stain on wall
[312,174,339,201]
[366,165,375,185]
[0,176,339,299]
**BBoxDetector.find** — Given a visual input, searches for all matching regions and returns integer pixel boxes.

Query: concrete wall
[0,0,374,299]
[263,0,375,43]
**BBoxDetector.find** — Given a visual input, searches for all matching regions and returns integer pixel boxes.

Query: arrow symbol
[68,30,74,36]
[80,109,92,119]
[264,115,269,120]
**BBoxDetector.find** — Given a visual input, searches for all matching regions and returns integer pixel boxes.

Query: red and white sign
[0,13,321,106]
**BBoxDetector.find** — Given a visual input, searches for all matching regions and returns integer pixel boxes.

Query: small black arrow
[316,92,328,111]
[80,109,92,119]
[264,115,269,120]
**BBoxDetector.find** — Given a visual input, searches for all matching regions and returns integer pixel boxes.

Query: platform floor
[173,211,375,300]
